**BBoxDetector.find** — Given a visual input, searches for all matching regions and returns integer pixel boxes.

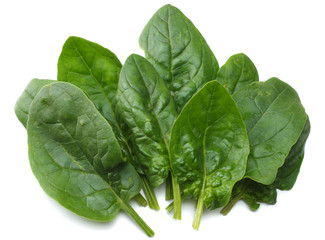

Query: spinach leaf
[274,116,311,190]
[57,36,157,208]
[233,78,307,185]
[169,80,250,229]
[27,82,154,236]
[216,53,259,94]
[221,179,277,215]
[139,4,219,112]
[57,37,132,163]
[15,78,55,127]
[115,54,182,217]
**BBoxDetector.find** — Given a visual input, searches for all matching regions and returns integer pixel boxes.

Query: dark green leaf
[15,78,55,127]
[274,116,311,190]
[169,80,249,229]
[57,36,142,174]
[139,4,219,112]
[116,54,177,188]
[221,179,277,214]
[27,82,153,236]
[216,53,259,94]
[233,78,307,184]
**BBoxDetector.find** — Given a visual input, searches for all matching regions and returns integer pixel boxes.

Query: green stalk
[141,175,160,210]
[192,190,204,230]
[133,193,148,207]
[165,173,173,200]
[171,174,181,220]
[220,193,242,215]
[165,200,174,213]
[121,202,155,237]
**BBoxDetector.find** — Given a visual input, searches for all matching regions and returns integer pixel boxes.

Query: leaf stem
[165,200,174,213]
[171,173,181,220]
[121,202,155,237]
[165,173,173,200]
[220,193,242,215]
[192,190,204,230]
[133,193,148,207]
[141,175,160,210]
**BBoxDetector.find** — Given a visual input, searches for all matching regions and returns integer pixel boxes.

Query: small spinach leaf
[27,82,154,236]
[116,54,177,188]
[274,116,311,190]
[139,4,219,112]
[116,54,182,217]
[169,80,250,229]
[216,53,259,94]
[233,78,307,185]
[15,78,55,127]
[221,179,277,215]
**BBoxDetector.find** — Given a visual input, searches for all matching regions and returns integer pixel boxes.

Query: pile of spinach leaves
[15,4,310,236]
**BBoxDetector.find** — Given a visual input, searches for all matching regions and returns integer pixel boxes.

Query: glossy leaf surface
[233,78,307,184]
[27,82,154,236]
[139,4,219,112]
[216,53,259,94]
[274,116,310,190]
[116,54,177,188]
[15,78,55,127]
[170,80,250,210]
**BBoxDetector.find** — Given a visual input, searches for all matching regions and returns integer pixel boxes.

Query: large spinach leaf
[27,82,154,236]
[139,4,219,112]
[57,37,134,163]
[115,54,182,217]
[217,57,310,212]
[216,53,259,94]
[57,36,158,208]
[233,78,307,185]
[274,116,310,190]
[169,80,250,229]
[15,78,55,127]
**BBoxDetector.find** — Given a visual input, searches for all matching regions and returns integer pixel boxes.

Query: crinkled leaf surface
[116,54,177,188]
[27,82,141,221]
[57,36,139,171]
[139,4,219,112]
[15,78,55,127]
[233,78,307,184]
[216,53,258,94]
[274,116,310,190]
[170,80,249,210]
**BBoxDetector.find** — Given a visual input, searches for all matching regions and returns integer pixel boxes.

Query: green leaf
[15,78,55,127]
[169,80,250,229]
[216,53,259,94]
[57,36,142,174]
[233,78,307,184]
[116,54,177,188]
[221,179,277,215]
[139,4,219,112]
[274,116,311,190]
[27,82,154,236]
[57,36,122,136]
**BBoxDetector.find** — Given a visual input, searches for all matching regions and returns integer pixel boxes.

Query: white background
[1,0,324,239]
